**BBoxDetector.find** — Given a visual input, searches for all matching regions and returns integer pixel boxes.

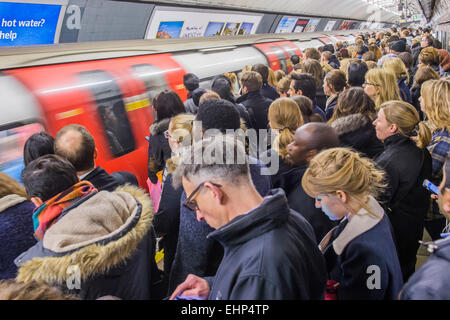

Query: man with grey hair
[169,134,326,300]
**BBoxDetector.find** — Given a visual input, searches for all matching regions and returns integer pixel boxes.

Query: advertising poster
[156,21,184,39]
[204,22,225,36]
[238,22,253,35]
[146,7,262,39]
[324,20,337,31]
[275,16,297,33]
[304,19,320,32]
[339,20,352,30]
[293,19,309,33]
[0,1,63,46]
[222,22,241,36]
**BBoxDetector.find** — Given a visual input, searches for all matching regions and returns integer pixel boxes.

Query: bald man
[54,124,122,191]
[285,123,340,241]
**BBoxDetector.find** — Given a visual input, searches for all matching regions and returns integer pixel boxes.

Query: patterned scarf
[32,181,97,240]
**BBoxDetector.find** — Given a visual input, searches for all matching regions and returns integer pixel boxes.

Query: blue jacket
[400,236,450,299]
[206,188,327,299]
[0,195,36,280]
[260,81,280,101]
[321,196,403,300]
[398,79,412,104]
[167,158,271,293]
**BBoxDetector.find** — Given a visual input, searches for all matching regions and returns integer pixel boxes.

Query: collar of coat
[319,195,384,255]
[0,194,28,213]
[330,113,372,136]
[15,185,153,285]
[150,118,171,136]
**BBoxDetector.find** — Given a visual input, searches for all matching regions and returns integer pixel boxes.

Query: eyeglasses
[183,181,222,211]
[164,130,173,139]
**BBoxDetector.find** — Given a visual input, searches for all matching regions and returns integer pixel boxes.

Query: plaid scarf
[32,181,97,240]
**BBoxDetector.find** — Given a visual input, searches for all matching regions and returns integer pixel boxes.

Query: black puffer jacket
[148,118,172,184]
[330,114,384,159]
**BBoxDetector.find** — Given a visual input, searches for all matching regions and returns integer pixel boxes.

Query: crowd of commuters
[0,26,450,300]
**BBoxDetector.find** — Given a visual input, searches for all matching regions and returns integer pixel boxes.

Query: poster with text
[293,19,309,33]
[0,1,62,46]
[146,7,262,39]
[275,17,297,33]
[205,22,225,36]
[324,20,337,31]
[156,21,184,39]
[339,20,352,30]
[304,19,320,32]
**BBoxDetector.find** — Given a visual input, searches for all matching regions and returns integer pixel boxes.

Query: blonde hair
[419,47,440,67]
[0,172,28,199]
[366,61,378,70]
[223,72,239,96]
[380,100,431,148]
[274,70,285,83]
[302,147,386,218]
[383,57,409,83]
[421,79,450,131]
[267,68,277,87]
[199,90,220,105]
[276,76,291,96]
[0,280,79,300]
[302,59,324,87]
[365,68,401,110]
[166,113,195,173]
[268,98,304,161]
[340,58,352,77]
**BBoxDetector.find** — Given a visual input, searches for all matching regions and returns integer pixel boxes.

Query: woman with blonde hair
[382,57,412,103]
[419,79,450,240]
[267,98,304,191]
[410,66,440,117]
[0,172,36,279]
[363,68,401,110]
[274,69,285,83]
[223,72,240,97]
[373,100,432,280]
[276,76,291,97]
[301,147,403,299]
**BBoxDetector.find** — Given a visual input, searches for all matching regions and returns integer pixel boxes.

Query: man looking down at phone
[400,152,450,299]
[169,134,326,300]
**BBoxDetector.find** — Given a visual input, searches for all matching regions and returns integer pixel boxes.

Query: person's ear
[31,197,44,207]
[204,182,224,204]
[305,149,318,163]
[94,148,98,160]
[335,190,348,203]
[389,123,398,134]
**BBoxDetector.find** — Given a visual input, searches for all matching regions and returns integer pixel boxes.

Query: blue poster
[0,2,62,46]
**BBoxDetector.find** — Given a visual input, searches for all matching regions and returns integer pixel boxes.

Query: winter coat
[313,105,327,122]
[331,114,384,159]
[236,91,273,131]
[260,81,280,101]
[329,55,341,69]
[206,188,327,300]
[400,236,450,300]
[285,165,338,242]
[15,185,162,300]
[83,166,120,192]
[167,158,271,294]
[0,195,36,279]
[315,87,327,111]
[320,196,403,300]
[410,85,424,120]
[148,118,172,184]
[375,133,432,280]
[184,98,197,114]
[398,79,412,104]
[325,94,339,121]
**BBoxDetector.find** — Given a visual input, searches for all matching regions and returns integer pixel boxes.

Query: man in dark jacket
[289,73,326,121]
[183,73,200,113]
[285,123,340,241]
[54,124,137,191]
[236,71,273,131]
[169,135,326,300]
[322,44,341,69]
[17,155,162,299]
[400,153,450,299]
[251,64,280,101]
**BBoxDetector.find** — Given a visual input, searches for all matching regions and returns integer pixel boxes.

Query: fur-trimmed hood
[0,194,28,213]
[331,113,372,136]
[150,118,171,136]
[15,185,153,285]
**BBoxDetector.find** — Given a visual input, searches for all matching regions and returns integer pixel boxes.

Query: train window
[269,45,288,74]
[131,64,169,104]
[0,122,44,184]
[78,70,136,158]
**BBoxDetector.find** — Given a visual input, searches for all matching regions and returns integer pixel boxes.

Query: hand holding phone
[423,179,439,195]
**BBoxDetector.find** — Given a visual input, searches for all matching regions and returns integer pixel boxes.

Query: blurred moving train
[0,30,368,188]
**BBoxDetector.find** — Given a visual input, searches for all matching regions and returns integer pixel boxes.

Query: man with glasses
[169,134,326,300]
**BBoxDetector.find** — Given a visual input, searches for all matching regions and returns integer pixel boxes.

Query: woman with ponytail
[373,100,433,281]
[267,98,304,192]
[302,147,403,300]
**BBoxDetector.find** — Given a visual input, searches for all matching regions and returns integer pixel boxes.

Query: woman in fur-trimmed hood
[14,184,162,300]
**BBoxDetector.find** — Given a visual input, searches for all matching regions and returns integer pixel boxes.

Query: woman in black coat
[373,101,433,281]
[329,87,383,159]
[147,90,185,183]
